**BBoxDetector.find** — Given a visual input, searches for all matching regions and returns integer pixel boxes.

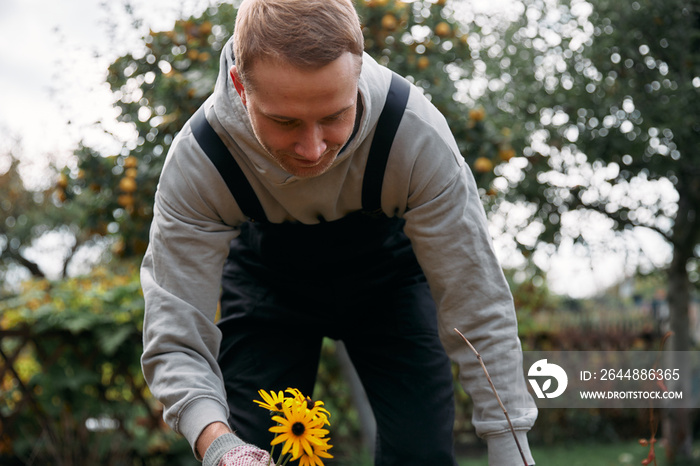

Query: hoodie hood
[210,36,392,186]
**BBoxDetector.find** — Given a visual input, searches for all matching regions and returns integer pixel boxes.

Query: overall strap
[190,107,267,222]
[361,72,411,213]
[189,71,410,222]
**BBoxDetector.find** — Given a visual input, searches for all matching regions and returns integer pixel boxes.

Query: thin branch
[569,197,673,243]
[61,236,84,279]
[7,249,45,278]
[454,328,529,466]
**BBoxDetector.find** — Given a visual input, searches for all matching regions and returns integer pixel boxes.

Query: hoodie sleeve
[140,127,242,451]
[392,104,538,465]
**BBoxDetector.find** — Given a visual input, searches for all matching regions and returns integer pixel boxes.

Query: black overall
[191,74,457,465]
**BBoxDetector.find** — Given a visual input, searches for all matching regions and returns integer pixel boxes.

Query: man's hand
[219,445,271,466]
[199,425,270,466]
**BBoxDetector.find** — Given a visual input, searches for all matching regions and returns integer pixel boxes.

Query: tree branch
[61,236,84,279]
[567,188,674,243]
[7,250,45,279]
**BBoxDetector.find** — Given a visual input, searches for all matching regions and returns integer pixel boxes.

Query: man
[141,0,537,465]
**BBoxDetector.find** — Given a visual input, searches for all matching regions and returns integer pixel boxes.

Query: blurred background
[0,0,698,464]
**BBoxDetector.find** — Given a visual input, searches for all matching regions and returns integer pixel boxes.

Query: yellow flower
[254,389,286,413]
[306,397,331,426]
[256,387,333,465]
[270,401,329,460]
[284,388,331,426]
[298,439,333,466]
[285,387,305,404]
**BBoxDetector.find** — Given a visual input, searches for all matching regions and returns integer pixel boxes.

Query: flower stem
[269,433,277,466]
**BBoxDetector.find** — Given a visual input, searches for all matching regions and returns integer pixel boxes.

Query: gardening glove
[202,433,271,466]
[219,445,271,466]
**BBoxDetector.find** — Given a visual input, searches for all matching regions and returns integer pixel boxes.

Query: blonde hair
[233,0,364,88]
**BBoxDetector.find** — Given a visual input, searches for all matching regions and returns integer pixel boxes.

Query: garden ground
[332,440,700,466]
[458,439,700,466]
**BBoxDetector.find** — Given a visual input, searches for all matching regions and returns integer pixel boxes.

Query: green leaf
[97,325,134,356]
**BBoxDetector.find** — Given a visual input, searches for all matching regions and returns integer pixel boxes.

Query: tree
[0,149,52,283]
[58,0,509,256]
[0,143,106,291]
[59,6,235,259]
[470,0,698,460]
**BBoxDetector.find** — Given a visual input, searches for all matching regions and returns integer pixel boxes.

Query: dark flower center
[305,397,316,410]
[275,402,283,410]
[292,422,306,436]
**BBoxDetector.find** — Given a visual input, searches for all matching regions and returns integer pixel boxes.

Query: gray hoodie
[141,37,537,465]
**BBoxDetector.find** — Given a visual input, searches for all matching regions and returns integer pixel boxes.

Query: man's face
[230,53,361,178]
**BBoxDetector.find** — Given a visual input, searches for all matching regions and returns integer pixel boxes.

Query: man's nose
[294,125,327,161]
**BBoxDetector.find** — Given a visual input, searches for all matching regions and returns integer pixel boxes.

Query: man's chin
[277,153,337,178]
[284,164,333,178]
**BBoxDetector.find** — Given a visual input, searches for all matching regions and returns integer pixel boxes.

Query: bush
[0,261,191,465]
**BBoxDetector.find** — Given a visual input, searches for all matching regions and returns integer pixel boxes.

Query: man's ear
[229,65,247,106]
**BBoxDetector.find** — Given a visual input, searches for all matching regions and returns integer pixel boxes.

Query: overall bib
[191,74,457,465]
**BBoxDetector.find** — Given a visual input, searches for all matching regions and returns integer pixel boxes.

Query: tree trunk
[663,186,695,463]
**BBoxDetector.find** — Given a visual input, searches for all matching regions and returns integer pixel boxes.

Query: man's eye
[322,114,345,124]
[273,119,296,127]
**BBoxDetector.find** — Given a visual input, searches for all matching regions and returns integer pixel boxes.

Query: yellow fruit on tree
[499,148,516,161]
[381,13,398,31]
[473,157,493,173]
[435,22,451,37]
[417,56,430,70]
[125,168,138,178]
[199,21,212,35]
[469,107,485,122]
[124,156,138,168]
[118,194,135,208]
[119,177,137,193]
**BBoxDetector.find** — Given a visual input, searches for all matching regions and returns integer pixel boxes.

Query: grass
[332,439,700,465]
[458,440,700,466]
